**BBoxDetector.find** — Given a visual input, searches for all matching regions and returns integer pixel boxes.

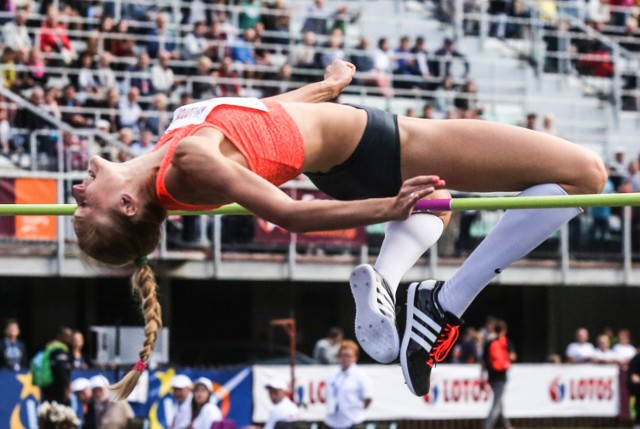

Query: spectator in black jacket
[40,326,74,406]
[430,38,470,82]
[0,318,28,371]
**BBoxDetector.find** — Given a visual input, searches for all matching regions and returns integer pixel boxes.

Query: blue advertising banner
[0,367,253,429]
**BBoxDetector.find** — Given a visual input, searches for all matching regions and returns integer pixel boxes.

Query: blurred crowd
[0,0,637,173]
[450,315,638,368]
[0,319,137,428]
[563,325,638,366]
[0,0,481,173]
[0,0,638,255]
[461,0,640,100]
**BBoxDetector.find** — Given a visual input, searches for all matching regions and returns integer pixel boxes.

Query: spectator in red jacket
[213,55,242,97]
[39,6,75,66]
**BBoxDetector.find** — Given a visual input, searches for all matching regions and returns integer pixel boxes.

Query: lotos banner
[507,363,619,417]
[253,363,620,421]
[1,363,619,427]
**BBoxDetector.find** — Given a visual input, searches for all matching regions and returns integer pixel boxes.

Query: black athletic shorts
[305,104,402,200]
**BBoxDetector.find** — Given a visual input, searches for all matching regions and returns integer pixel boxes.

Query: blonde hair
[110,264,162,399]
[74,187,166,400]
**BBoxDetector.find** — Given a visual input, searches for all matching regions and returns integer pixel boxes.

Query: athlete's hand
[324,60,356,96]
[390,176,446,220]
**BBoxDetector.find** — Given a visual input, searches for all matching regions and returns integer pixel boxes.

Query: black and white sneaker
[400,280,462,396]
[350,264,399,363]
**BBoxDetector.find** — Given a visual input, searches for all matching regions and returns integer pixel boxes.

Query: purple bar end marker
[413,199,453,212]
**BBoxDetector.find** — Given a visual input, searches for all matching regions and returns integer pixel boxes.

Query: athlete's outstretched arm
[224,164,442,232]
[262,60,355,103]
[186,152,444,232]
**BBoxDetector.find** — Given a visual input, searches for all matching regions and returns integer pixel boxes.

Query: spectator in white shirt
[313,327,343,364]
[131,128,156,156]
[592,334,617,364]
[371,37,394,97]
[182,21,210,60]
[289,31,318,71]
[189,377,223,429]
[170,374,193,429]
[2,10,32,51]
[118,87,143,129]
[95,52,118,96]
[263,379,299,429]
[565,327,596,363]
[152,51,178,94]
[324,340,372,429]
[373,37,393,75]
[613,328,637,365]
[77,52,98,97]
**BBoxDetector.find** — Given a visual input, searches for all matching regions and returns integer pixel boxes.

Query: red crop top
[153,98,305,211]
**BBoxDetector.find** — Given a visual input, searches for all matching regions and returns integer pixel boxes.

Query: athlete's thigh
[398,117,603,194]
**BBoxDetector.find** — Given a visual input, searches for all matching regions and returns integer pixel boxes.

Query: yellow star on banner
[155,367,176,398]
[148,402,163,429]
[17,373,40,401]
[10,404,26,429]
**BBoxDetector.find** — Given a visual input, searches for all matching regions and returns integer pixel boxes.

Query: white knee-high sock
[374,213,444,295]
[438,184,582,318]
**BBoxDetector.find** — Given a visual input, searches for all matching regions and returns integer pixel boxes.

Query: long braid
[110,263,162,400]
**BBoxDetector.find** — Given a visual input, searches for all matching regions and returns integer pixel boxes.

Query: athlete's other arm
[175,137,444,232]
[262,60,355,103]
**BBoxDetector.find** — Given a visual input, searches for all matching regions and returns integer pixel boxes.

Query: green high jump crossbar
[0,193,639,216]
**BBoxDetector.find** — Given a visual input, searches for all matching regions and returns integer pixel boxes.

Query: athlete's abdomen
[278,102,367,173]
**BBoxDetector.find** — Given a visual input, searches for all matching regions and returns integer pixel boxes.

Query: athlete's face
[72,156,123,231]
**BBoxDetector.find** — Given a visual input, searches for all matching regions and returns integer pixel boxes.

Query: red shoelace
[426,324,460,367]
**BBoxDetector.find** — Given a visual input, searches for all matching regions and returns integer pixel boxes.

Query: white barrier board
[253,364,619,421]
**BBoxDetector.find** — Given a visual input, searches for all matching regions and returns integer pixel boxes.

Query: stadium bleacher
[0,3,639,428]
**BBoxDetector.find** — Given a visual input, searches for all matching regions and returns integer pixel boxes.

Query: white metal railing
[0,169,636,282]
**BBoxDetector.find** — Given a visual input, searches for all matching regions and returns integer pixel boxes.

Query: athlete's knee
[423,189,452,229]
[573,152,608,195]
[562,151,608,194]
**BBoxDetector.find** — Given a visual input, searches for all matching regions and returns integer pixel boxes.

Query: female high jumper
[72,60,606,398]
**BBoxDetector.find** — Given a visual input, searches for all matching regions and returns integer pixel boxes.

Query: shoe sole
[350,265,399,363]
[400,281,419,395]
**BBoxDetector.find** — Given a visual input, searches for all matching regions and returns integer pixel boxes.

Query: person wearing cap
[264,379,299,429]
[324,340,372,429]
[189,377,223,429]
[170,374,193,429]
[71,377,92,424]
[86,374,134,429]
[93,118,117,162]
